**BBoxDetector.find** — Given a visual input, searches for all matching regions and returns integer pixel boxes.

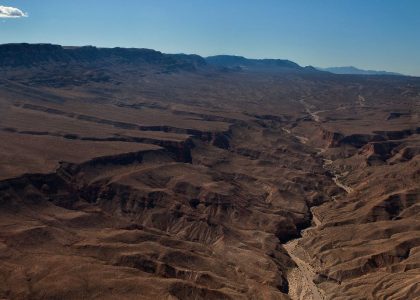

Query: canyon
[0,44,419,299]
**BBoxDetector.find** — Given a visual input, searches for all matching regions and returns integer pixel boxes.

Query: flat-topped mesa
[0,43,206,71]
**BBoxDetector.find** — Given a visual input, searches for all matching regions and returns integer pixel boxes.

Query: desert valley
[0,43,419,299]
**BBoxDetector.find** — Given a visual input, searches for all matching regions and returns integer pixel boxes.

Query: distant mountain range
[205,55,319,73]
[0,44,322,75]
[206,55,300,69]
[0,43,407,77]
[317,66,403,76]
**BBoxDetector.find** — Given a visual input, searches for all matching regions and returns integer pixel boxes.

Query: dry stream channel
[284,160,352,300]
[284,99,354,300]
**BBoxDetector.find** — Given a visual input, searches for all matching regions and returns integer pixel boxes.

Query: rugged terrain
[0,44,419,299]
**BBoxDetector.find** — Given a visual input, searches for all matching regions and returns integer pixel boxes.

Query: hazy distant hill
[205,55,320,73]
[206,55,301,69]
[318,66,403,76]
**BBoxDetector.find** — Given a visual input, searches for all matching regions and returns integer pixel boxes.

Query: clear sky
[1,0,419,75]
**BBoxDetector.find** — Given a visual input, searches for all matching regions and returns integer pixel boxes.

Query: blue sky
[0,0,419,75]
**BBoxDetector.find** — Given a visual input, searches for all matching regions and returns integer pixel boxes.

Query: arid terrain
[0,44,419,299]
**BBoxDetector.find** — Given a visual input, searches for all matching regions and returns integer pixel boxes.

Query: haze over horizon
[1,0,419,75]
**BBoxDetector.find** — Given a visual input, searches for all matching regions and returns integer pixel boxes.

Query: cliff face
[0,43,206,70]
